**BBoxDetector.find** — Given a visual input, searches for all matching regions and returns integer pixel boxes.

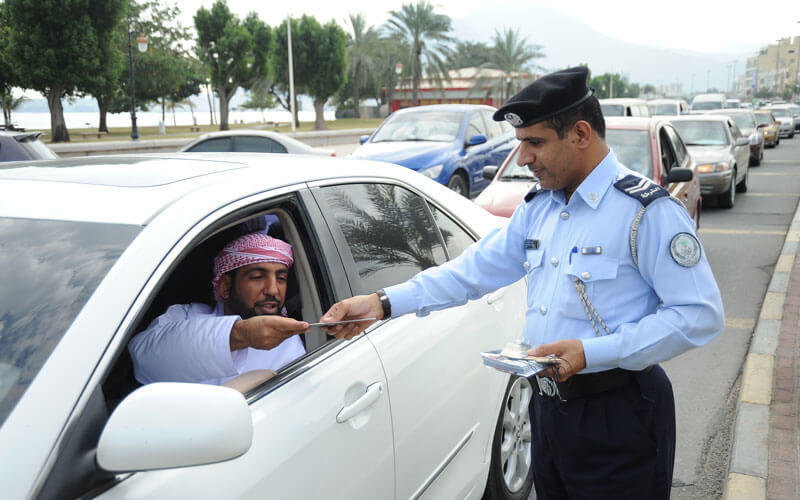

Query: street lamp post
[127,20,147,141]
[775,38,783,94]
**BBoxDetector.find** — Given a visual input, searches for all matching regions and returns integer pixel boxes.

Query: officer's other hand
[230,315,309,351]
[319,294,383,340]
[529,339,586,382]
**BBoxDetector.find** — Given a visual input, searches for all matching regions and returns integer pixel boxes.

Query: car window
[728,121,741,139]
[671,121,729,146]
[605,129,653,178]
[601,104,625,116]
[730,114,756,130]
[371,111,463,143]
[429,205,476,259]
[187,137,233,152]
[481,110,504,139]
[649,103,678,115]
[499,148,536,180]
[467,112,486,138]
[234,136,288,153]
[664,125,688,166]
[754,112,774,126]
[314,183,447,294]
[658,128,678,174]
[0,218,140,426]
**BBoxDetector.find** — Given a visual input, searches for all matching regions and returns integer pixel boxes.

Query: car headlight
[749,132,760,145]
[697,162,729,173]
[420,164,444,179]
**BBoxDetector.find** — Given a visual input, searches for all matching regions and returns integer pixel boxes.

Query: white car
[179,129,336,156]
[0,154,531,499]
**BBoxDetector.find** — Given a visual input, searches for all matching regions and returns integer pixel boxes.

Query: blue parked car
[349,104,516,196]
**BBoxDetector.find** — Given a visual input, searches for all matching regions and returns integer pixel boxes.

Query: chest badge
[670,233,701,267]
[525,239,539,250]
[581,246,602,255]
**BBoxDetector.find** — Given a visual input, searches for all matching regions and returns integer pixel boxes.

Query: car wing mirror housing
[736,137,749,146]
[359,135,370,145]
[665,167,693,183]
[482,165,499,180]
[97,383,253,472]
[466,134,488,147]
[757,123,767,128]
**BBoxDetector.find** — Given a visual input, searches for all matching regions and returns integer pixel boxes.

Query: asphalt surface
[515,135,800,500]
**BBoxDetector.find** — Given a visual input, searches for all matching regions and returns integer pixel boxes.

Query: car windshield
[649,104,678,115]
[371,111,463,143]
[0,218,140,426]
[605,129,653,177]
[672,121,729,146]
[770,109,792,118]
[755,113,774,126]
[729,114,756,130]
[601,104,625,116]
[692,101,722,111]
[498,148,536,180]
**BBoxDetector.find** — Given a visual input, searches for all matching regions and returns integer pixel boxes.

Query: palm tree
[385,1,453,106]
[1,93,26,129]
[345,13,382,118]
[470,28,545,103]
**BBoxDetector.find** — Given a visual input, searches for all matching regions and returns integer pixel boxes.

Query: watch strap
[376,289,391,319]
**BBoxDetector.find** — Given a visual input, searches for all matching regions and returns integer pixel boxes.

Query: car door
[463,111,492,192]
[312,181,525,499]
[94,187,395,499]
[727,119,749,181]
[481,110,515,172]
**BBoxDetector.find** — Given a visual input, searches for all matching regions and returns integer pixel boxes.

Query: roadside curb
[723,200,800,499]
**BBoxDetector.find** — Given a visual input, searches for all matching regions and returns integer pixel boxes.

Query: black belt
[533,366,652,400]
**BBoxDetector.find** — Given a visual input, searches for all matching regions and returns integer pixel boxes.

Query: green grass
[33,117,385,144]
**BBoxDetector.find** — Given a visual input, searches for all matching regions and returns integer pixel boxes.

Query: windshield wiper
[500,175,535,180]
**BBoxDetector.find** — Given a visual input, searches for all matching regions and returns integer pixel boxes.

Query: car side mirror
[97,383,252,472]
[466,134,487,147]
[482,165,499,180]
[735,137,749,146]
[665,168,693,183]
[359,135,370,145]
[757,123,767,129]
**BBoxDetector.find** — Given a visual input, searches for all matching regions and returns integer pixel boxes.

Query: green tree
[0,3,24,128]
[344,13,381,118]
[242,78,277,121]
[588,72,642,99]
[447,40,493,69]
[385,1,454,106]
[488,28,544,101]
[194,0,271,130]
[5,0,125,142]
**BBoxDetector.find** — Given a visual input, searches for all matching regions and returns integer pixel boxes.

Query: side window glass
[315,183,447,294]
[482,111,503,139]
[270,140,288,153]
[658,130,676,174]
[430,205,475,259]
[664,126,687,165]
[467,112,486,138]
[187,137,232,152]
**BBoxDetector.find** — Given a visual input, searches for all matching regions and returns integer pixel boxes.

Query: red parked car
[475,116,702,228]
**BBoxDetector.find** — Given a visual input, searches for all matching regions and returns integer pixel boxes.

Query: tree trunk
[218,88,230,130]
[96,96,109,133]
[353,60,361,118]
[2,102,10,128]
[412,54,420,107]
[46,88,69,142]
[293,93,300,128]
[161,97,166,122]
[313,98,327,130]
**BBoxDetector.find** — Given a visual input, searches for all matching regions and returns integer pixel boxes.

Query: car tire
[446,172,469,197]
[718,170,736,209]
[736,165,748,193]
[483,376,535,500]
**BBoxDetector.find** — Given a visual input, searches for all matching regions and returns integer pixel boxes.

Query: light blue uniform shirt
[386,151,724,373]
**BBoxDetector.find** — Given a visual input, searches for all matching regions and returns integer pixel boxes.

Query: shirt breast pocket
[560,255,619,322]
[524,248,544,307]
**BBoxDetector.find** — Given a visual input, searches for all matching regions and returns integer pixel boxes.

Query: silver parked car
[669,115,750,209]
[713,109,764,166]
[179,129,336,156]
[767,106,797,138]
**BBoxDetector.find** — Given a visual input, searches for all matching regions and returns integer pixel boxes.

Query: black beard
[226,287,283,319]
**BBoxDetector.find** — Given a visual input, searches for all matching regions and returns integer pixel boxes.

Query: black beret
[492,66,593,128]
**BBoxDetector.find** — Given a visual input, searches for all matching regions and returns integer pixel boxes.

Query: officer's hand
[230,315,309,351]
[529,339,586,382]
[320,294,383,340]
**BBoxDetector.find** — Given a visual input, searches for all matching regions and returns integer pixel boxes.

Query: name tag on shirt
[581,246,602,255]
[525,239,539,250]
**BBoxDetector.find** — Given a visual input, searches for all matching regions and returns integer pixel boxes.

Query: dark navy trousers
[529,365,676,500]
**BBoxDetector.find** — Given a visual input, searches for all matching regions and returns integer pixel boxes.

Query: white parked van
[691,93,727,112]
[599,98,651,117]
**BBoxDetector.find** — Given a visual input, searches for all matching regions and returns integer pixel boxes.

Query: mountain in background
[453,4,754,95]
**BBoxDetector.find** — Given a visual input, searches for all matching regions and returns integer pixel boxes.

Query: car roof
[393,104,495,114]
[604,116,654,130]
[599,98,647,104]
[0,153,419,225]
[647,98,686,104]
[667,114,731,123]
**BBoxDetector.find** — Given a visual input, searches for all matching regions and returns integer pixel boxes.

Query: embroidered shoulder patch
[524,183,542,202]
[614,175,668,207]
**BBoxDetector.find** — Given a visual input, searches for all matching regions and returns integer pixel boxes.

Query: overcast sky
[176,0,800,54]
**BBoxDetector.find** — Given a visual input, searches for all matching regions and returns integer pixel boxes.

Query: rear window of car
[605,129,653,178]
[672,121,729,146]
[729,114,756,130]
[0,218,140,426]
[186,137,233,152]
[691,101,723,111]
[649,104,678,115]
[754,113,774,126]
[601,104,625,116]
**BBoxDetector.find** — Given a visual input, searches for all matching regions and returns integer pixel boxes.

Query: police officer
[321,66,725,499]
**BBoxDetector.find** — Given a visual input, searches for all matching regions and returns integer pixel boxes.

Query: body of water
[10,109,336,130]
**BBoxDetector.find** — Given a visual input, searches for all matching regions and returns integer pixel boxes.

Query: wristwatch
[376,289,391,319]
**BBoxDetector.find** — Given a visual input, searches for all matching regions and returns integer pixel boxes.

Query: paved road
[519,135,800,500]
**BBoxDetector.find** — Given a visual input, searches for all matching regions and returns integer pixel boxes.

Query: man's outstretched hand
[528,339,586,382]
[319,294,383,340]
[230,315,309,351]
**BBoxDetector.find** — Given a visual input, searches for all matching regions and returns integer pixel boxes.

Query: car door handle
[336,382,383,423]
[486,289,505,304]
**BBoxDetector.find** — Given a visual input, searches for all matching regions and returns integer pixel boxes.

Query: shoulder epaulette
[524,183,542,202]
[613,175,668,207]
